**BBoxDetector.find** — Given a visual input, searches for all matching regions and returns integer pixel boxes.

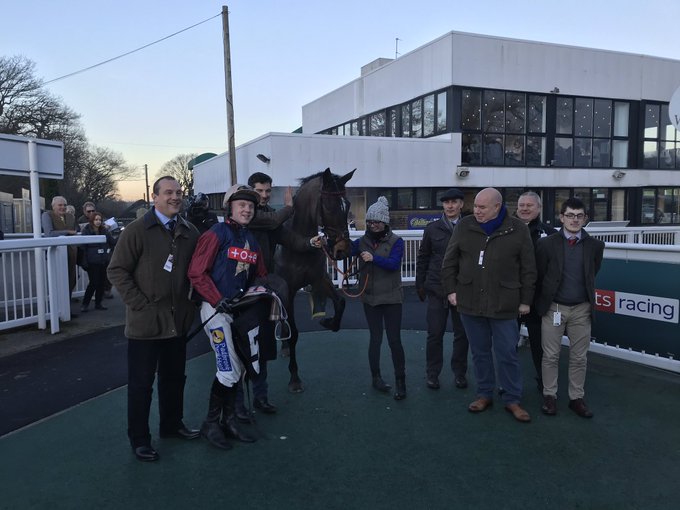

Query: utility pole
[144,164,150,205]
[222,5,237,185]
[395,37,401,59]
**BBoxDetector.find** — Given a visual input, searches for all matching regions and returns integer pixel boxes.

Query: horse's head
[318,168,355,260]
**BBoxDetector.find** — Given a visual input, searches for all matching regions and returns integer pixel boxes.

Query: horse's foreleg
[286,298,304,393]
[318,276,345,332]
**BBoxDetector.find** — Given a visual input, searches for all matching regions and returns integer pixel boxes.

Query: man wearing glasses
[534,197,604,419]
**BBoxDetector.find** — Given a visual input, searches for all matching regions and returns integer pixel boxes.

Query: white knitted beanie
[366,196,390,224]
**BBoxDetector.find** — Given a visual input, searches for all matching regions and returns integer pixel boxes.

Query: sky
[2,0,680,200]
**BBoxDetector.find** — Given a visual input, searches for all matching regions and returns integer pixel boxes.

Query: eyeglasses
[563,213,585,220]
[366,220,383,225]
[85,210,95,213]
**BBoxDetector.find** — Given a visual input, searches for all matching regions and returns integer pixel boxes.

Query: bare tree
[0,55,133,210]
[157,153,198,196]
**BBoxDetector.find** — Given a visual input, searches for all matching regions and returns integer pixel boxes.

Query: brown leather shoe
[541,395,557,416]
[568,398,594,418]
[505,403,531,422]
[468,397,493,413]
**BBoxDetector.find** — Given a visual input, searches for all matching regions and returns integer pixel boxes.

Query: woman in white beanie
[351,196,407,400]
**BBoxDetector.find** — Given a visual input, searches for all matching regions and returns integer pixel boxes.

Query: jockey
[188,184,267,450]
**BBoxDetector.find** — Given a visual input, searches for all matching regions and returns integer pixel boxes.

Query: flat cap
[440,188,464,201]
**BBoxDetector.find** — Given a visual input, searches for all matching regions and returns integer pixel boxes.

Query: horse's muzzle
[331,239,351,260]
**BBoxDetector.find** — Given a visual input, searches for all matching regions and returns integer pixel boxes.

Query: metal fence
[0,235,103,333]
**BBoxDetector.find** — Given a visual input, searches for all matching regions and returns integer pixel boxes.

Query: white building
[194,31,680,229]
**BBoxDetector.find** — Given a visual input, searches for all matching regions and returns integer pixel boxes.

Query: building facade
[194,31,680,228]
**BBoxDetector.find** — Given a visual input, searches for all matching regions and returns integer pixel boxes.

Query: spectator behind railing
[79,212,116,312]
[41,196,80,307]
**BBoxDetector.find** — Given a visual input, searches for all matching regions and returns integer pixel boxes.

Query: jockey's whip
[185,309,220,343]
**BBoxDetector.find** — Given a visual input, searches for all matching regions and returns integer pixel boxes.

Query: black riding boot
[220,384,256,443]
[201,378,232,450]
[394,376,407,401]
[372,372,392,393]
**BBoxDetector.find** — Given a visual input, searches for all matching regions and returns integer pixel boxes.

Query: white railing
[0,236,102,333]
[329,226,680,287]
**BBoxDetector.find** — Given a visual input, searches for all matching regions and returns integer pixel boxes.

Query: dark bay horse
[277,168,356,392]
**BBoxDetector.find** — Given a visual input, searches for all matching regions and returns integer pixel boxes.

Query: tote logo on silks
[595,289,679,323]
[228,247,258,264]
[210,327,232,371]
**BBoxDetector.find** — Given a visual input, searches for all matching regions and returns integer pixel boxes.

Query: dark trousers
[83,264,106,307]
[236,359,269,411]
[521,310,544,380]
[127,337,188,448]
[425,293,469,379]
[363,303,405,378]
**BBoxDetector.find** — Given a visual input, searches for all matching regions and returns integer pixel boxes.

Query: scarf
[479,205,507,236]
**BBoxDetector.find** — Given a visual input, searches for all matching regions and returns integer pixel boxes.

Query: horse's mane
[297,170,345,189]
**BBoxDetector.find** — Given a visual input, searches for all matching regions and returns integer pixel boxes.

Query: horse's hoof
[319,318,341,332]
[288,382,304,393]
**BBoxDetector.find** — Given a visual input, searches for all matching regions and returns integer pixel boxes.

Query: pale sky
[2,0,679,200]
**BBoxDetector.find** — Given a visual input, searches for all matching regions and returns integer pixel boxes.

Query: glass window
[388,109,398,137]
[415,188,431,209]
[483,90,504,133]
[554,138,573,166]
[553,189,571,224]
[351,120,359,136]
[411,99,423,138]
[505,135,525,166]
[370,112,385,137]
[641,188,656,224]
[574,138,592,167]
[527,136,545,166]
[660,140,676,169]
[644,104,660,139]
[437,91,447,132]
[397,189,413,209]
[573,188,592,216]
[528,95,547,133]
[574,98,593,137]
[556,98,573,135]
[462,134,481,165]
[423,95,435,136]
[401,103,411,137]
[611,189,626,221]
[461,89,481,130]
[592,139,611,168]
[343,123,351,136]
[613,140,628,167]
[614,102,629,137]
[593,99,612,138]
[505,92,526,133]
[643,140,658,168]
[591,188,609,221]
[484,134,504,165]
[661,104,676,141]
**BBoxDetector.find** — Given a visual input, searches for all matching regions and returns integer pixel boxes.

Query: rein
[320,244,368,298]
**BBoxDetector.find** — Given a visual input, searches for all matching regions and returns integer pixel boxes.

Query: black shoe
[133,445,159,462]
[372,375,392,393]
[201,420,233,450]
[253,397,277,414]
[221,414,257,443]
[95,304,108,310]
[159,425,200,440]
[426,377,440,390]
[455,376,468,389]
[541,395,557,416]
[568,398,594,418]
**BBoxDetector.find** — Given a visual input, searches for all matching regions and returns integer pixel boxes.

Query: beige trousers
[541,302,591,400]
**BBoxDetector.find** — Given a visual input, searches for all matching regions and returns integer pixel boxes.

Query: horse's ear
[321,168,333,187]
[338,168,356,187]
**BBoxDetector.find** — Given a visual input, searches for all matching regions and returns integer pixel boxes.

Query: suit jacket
[534,229,605,318]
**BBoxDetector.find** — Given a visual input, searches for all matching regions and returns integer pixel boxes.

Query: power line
[44,12,221,84]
